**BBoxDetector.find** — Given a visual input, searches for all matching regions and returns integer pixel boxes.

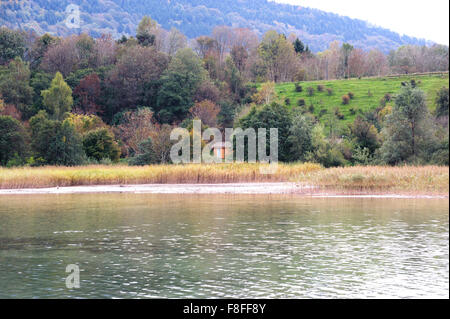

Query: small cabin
[212,142,232,160]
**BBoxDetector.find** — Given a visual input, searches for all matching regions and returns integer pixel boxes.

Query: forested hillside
[0,0,432,52]
[0,2,449,170]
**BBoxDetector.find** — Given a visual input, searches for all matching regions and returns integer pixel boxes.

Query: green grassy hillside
[274,73,449,125]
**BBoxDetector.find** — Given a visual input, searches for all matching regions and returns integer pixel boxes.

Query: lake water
[0,194,448,299]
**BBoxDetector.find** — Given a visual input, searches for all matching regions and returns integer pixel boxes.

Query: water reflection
[0,195,448,298]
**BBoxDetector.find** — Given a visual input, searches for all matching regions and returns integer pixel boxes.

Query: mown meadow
[274,73,449,125]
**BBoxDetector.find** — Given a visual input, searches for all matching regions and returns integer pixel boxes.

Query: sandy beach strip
[0,183,447,198]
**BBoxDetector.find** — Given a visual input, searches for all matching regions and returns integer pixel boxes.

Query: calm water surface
[0,194,448,299]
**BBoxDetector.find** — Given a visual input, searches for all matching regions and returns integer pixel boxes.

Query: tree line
[0,18,448,167]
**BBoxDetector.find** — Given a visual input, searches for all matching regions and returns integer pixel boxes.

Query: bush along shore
[0,164,448,196]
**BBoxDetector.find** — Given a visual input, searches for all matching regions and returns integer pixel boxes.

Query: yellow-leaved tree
[41,72,73,120]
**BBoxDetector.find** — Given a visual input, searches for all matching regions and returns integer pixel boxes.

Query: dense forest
[0,16,448,168]
[0,0,434,52]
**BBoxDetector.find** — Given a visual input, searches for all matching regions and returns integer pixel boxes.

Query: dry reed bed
[0,163,320,189]
[298,165,449,194]
[0,164,448,194]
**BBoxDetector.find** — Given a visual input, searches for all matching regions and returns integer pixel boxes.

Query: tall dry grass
[297,165,449,194]
[0,163,321,189]
[0,164,448,194]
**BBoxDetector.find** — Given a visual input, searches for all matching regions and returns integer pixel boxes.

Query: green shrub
[298,99,306,106]
[353,147,372,165]
[82,128,120,162]
[342,95,350,105]
[334,107,345,120]
[129,138,157,166]
[0,115,29,166]
[29,111,85,166]
[435,87,449,118]
[6,153,24,168]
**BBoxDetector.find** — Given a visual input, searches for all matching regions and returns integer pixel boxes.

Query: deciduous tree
[73,73,102,115]
[350,115,380,154]
[41,36,79,76]
[106,46,169,117]
[137,16,158,47]
[238,102,292,162]
[0,57,33,119]
[435,87,449,118]
[82,128,120,162]
[189,100,220,127]
[165,28,187,56]
[258,31,298,82]
[380,86,434,164]
[41,72,73,120]
[29,111,85,166]
[156,48,205,123]
[0,115,29,166]
[115,107,156,156]
[287,114,315,162]
[253,82,276,105]
[0,27,26,65]
[129,138,157,166]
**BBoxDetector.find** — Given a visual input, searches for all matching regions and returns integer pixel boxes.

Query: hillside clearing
[273,73,449,125]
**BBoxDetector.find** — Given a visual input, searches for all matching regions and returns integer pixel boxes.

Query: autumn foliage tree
[136,16,158,47]
[73,73,102,115]
[350,115,380,154]
[115,107,174,162]
[0,22,448,168]
[106,46,169,119]
[189,100,220,127]
[41,36,79,77]
[253,82,276,105]
[148,124,175,164]
[258,31,298,82]
[115,108,157,156]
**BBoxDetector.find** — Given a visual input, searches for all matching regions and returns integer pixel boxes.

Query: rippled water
[0,194,448,299]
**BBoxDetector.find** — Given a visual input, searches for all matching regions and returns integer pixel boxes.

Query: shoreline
[0,183,447,199]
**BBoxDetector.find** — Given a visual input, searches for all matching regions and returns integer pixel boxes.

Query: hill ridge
[0,0,432,53]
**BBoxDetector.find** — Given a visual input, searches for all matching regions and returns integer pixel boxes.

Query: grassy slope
[274,73,449,125]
